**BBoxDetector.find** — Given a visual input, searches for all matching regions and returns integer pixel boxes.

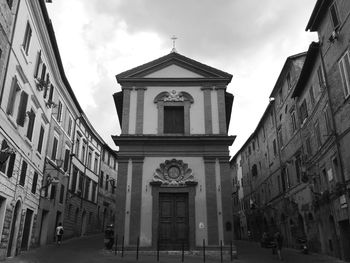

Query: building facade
[98,144,117,232]
[0,0,117,259]
[113,52,235,250]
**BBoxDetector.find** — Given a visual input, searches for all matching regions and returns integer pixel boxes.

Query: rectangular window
[6,77,20,116]
[22,22,32,55]
[286,72,291,89]
[87,150,92,169]
[75,136,80,156]
[164,106,184,133]
[105,174,109,191]
[324,105,332,134]
[314,121,322,147]
[63,149,70,172]
[111,180,115,194]
[81,143,86,163]
[16,90,28,127]
[19,160,27,186]
[31,171,38,194]
[59,184,64,203]
[299,99,308,123]
[56,101,63,122]
[295,155,301,184]
[317,65,326,89]
[278,128,283,148]
[291,111,297,133]
[338,52,350,98]
[306,137,312,155]
[50,184,56,200]
[37,126,45,154]
[100,171,104,187]
[71,166,78,192]
[332,157,339,181]
[78,173,84,194]
[84,178,90,199]
[330,2,340,29]
[0,140,9,173]
[6,153,15,178]
[26,109,36,141]
[309,86,315,106]
[94,154,98,173]
[51,137,58,161]
[34,51,42,79]
[92,182,97,202]
[67,117,72,137]
[48,84,54,102]
[273,139,277,156]
[270,112,274,127]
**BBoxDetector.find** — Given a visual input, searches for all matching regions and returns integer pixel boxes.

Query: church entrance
[159,193,189,250]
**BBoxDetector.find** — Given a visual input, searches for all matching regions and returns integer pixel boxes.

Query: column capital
[214,85,226,90]
[135,86,147,91]
[203,157,216,164]
[122,86,134,91]
[201,86,213,91]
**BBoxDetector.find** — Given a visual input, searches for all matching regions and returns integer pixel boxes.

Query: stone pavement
[3,234,347,263]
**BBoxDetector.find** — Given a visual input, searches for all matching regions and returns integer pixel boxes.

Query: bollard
[182,242,184,262]
[121,235,124,258]
[220,240,223,263]
[203,239,205,263]
[230,240,233,262]
[136,236,139,261]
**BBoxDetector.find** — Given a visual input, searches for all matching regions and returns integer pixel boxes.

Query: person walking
[56,222,64,246]
[274,231,283,260]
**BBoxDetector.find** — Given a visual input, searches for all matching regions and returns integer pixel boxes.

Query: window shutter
[6,76,18,115]
[48,84,54,102]
[19,160,28,186]
[37,126,44,153]
[6,153,16,178]
[26,110,36,141]
[63,149,70,172]
[34,50,41,78]
[31,172,38,194]
[16,91,28,126]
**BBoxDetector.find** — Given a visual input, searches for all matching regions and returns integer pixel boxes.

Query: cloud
[47,0,318,153]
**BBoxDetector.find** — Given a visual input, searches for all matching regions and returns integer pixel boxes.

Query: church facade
[112,52,235,250]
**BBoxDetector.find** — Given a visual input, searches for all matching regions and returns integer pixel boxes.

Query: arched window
[154,90,194,135]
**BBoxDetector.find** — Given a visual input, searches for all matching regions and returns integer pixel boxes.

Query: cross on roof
[171,35,177,53]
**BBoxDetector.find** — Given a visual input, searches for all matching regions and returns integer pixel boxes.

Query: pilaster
[201,86,213,134]
[135,87,146,134]
[204,157,218,245]
[121,87,133,134]
[215,86,227,134]
[129,157,144,245]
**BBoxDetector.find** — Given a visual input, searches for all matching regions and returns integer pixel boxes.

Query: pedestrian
[56,222,64,246]
[274,231,283,260]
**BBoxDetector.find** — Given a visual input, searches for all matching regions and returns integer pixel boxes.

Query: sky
[46,0,318,155]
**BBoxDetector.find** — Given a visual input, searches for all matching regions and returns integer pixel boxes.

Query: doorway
[20,209,33,250]
[158,193,189,250]
[39,210,49,246]
[81,211,87,236]
[339,220,350,261]
[7,200,21,257]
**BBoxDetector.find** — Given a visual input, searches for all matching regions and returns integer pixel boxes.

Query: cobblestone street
[3,234,346,263]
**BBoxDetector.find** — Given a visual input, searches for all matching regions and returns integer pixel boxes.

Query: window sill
[24,137,33,149]
[6,115,18,130]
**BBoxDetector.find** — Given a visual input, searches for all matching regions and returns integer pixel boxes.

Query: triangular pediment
[116,52,232,85]
[143,64,205,78]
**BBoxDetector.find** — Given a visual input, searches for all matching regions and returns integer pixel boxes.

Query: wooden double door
[158,193,189,250]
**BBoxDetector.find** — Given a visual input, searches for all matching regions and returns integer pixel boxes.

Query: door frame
[151,186,196,250]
